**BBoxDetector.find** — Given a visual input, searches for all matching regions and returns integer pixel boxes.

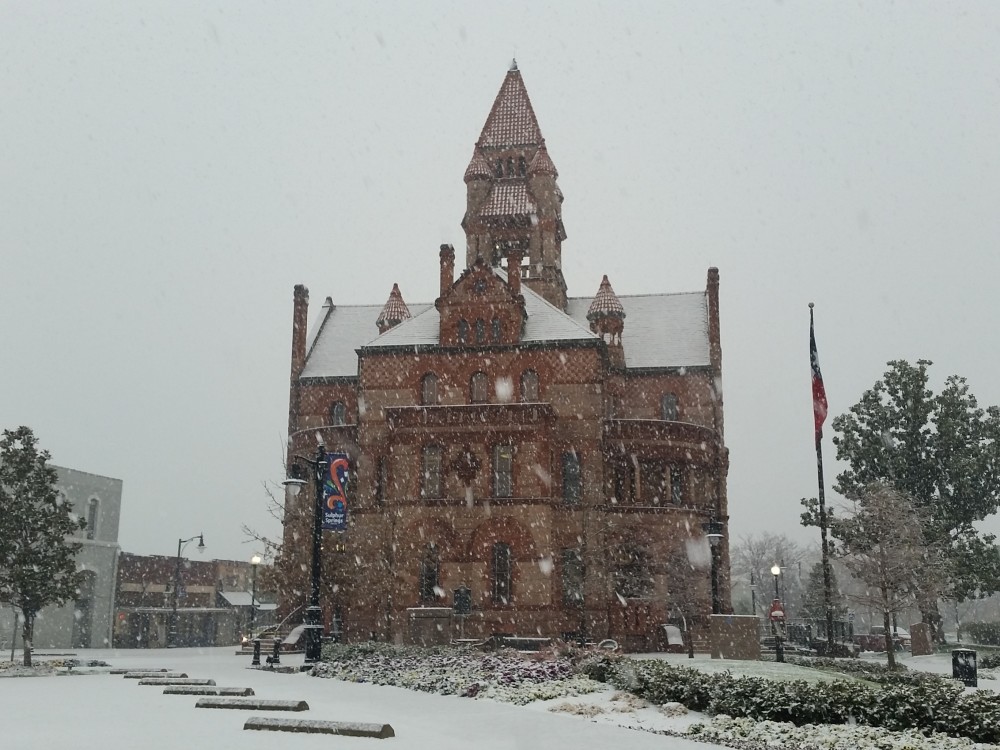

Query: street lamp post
[771,564,784,663]
[701,518,724,615]
[168,533,206,648]
[249,554,262,640]
[284,444,329,669]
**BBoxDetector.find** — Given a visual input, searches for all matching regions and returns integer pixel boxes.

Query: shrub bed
[313,642,602,705]
[602,659,1000,744]
[786,656,947,686]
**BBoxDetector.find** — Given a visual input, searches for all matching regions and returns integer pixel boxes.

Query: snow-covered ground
[1,647,711,750]
[5,647,997,749]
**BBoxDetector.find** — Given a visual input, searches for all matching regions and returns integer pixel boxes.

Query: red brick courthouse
[279,64,731,652]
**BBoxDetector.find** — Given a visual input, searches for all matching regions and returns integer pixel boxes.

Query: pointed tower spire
[376,283,411,334]
[587,275,626,367]
[462,65,568,310]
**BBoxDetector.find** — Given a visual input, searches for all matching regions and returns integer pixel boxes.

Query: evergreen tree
[830,359,1000,641]
[801,561,845,621]
[0,427,85,665]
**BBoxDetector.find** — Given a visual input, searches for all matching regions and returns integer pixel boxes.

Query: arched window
[520,370,539,402]
[419,544,440,603]
[562,452,581,504]
[661,393,679,421]
[375,457,388,505]
[495,160,504,178]
[475,319,486,344]
[492,542,512,604]
[493,444,514,498]
[470,372,489,403]
[458,319,469,345]
[330,401,347,426]
[421,373,438,405]
[518,156,526,176]
[506,156,514,176]
[422,445,442,499]
[491,318,501,343]
[86,498,99,540]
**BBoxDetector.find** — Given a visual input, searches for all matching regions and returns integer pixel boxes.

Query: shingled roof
[477,64,544,148]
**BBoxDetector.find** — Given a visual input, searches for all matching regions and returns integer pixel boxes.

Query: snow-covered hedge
[686,714,995,750]
[604,659,1000,744]
[313,643,602,705]
[786,656,946,686]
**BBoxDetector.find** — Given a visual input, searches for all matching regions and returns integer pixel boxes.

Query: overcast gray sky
[3,2,999,564]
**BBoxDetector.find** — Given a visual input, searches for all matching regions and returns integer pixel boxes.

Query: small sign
[768,598,785,621]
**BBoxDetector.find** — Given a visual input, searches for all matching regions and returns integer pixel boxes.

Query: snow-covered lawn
[0,647,712,750]
[4,647,997,749]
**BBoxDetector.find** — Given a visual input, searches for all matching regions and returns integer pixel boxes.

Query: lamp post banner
[322,452,350,531]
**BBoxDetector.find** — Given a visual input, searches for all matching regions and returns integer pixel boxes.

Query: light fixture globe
[771,564,781,577]
[282,477,306,497]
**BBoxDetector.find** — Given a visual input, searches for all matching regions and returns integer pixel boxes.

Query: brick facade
[278,66,730,652]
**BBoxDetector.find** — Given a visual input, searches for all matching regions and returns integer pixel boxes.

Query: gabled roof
[300,280,710,378]
[301,302,433,379]
[567,292,711,369]
[528,143,558,177]
[478,67,544,148]
[362,269,598,352]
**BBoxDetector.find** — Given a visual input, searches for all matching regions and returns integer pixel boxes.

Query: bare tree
[832,482,947,669]
[730,533,808,617]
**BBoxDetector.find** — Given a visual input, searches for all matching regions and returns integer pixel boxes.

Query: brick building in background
[113,554,275,648]
[280,64,730,651]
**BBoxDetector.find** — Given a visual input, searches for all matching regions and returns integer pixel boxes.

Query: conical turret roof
[478,66,544,148]
[587,275,626,320]
[464,149,493,182]
[528,142,558,177]
[376,283,411,329]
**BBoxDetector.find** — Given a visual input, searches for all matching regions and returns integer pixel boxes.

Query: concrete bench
[112,668,169,674]
[124,672,188,679]
[138,678,216,686]
[163,686,253,696]
[244,718,394,738]
[196,698,309,712]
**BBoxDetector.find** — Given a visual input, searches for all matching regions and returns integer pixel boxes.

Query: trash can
[952,648,977,688]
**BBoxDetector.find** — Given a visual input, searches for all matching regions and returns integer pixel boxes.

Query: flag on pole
[810,304,828,441]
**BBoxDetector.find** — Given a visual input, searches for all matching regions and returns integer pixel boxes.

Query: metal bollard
[271,640,281,665]
[251,639,261,667]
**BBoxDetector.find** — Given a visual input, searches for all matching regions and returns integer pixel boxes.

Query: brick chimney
[440,244,455,296]
[507,246,522,296]
[288,284,309,438]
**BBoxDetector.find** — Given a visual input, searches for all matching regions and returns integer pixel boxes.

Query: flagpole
[810,303,836,652]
